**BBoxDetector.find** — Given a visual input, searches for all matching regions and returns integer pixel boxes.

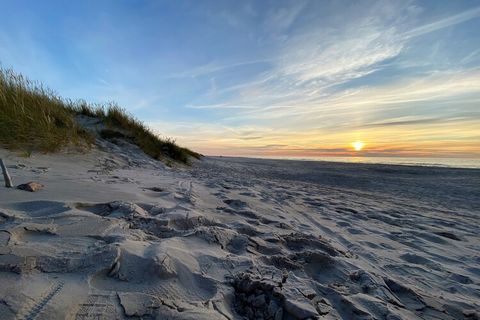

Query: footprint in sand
[223,199,248,210]
[384,278,426,311]
[399,252,440,269]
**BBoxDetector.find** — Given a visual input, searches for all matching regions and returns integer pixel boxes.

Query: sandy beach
[0,144,479,319]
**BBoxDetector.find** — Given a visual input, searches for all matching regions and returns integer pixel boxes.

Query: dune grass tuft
[0,68,200,164]
[0,68,93,153]
[73,100,106,118]
[77,104,201,164]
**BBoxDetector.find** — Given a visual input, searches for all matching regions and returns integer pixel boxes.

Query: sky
[1,0,479,158]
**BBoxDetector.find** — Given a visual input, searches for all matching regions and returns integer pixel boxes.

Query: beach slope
[0,149,479,319]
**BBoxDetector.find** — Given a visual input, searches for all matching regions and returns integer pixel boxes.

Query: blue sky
[1,0,479,157]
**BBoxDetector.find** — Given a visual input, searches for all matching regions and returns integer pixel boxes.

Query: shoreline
[210,155,480,170]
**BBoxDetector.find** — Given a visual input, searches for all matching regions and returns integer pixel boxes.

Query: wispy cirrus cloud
[191,4,480,113]
[403,5,480,39]
[237,68,480,120]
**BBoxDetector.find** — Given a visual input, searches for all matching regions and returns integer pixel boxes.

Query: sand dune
[0,144,479,319]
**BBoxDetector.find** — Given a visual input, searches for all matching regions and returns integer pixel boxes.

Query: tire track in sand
[18,280,64,320]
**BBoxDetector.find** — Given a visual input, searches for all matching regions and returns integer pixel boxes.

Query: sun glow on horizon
[352,141,365,151]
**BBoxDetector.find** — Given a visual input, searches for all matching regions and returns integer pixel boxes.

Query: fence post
[0,159,13,188]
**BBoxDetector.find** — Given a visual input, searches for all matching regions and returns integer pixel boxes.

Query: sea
[250,156,480,169]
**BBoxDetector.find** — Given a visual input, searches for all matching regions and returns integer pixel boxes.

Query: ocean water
[251,156,480,169]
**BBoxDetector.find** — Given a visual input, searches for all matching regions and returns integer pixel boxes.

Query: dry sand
[0,142,479,319]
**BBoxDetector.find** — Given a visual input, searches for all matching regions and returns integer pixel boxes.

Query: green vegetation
[0,68,93,152]
[0,68,200,164]
[91,104,202,164]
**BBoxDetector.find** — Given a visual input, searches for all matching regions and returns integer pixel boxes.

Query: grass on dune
[0,68,200,164]
[0,69,93,153]
[72,103,201,163]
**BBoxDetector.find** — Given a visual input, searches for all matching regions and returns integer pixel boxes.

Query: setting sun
[352,141,365,151]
